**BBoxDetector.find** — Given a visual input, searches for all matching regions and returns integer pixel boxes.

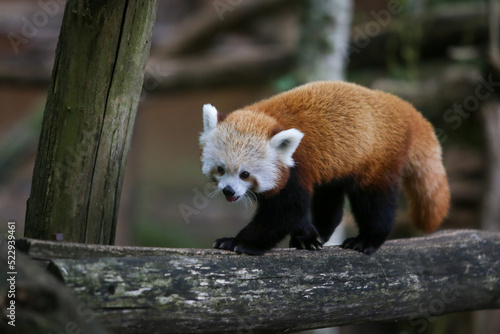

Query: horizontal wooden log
[0,237,109,334]
[17,230,500,334]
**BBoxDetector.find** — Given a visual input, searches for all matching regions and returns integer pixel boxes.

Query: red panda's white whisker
[206,183,220,199]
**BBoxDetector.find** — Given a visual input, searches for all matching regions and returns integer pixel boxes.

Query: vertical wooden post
[25,0,158,244]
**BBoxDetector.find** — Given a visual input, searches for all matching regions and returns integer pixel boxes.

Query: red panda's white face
[200,104,303,202]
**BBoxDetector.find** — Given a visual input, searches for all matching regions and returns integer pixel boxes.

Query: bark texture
[25,0,158,244]
[0,237,109,334]
[16,230,500,334]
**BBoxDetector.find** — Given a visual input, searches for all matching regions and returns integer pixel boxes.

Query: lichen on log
[17,230,500,334]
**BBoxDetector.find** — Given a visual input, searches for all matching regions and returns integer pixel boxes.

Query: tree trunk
[25,0,158,244]
[15,230,500,334]
[297,0,353,83]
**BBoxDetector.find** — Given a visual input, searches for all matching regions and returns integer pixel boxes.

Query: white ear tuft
[203,104,219,133]
[269,128,304,166]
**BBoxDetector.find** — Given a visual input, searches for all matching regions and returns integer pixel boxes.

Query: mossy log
[0,237,109,334]
[15,230,500,334]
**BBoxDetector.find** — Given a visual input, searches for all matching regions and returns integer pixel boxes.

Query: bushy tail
[403,119,450,233]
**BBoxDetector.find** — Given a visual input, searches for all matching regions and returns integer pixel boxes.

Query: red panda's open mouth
[225,196,240,202]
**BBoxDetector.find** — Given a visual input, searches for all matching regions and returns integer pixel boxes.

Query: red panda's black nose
[222,186,235,197]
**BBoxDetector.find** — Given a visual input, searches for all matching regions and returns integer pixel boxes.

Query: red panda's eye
[240,171,250,179]
[217,166,225,175]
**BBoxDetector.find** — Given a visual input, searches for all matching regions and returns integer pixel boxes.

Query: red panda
[200,81,450,255]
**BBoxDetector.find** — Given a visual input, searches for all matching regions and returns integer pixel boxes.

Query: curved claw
[213,237,267,255]
[341,236,379,255]
[290,234,324,251]
[213,237,236,251]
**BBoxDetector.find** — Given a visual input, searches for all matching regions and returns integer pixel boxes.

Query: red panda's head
[200,104,303,202]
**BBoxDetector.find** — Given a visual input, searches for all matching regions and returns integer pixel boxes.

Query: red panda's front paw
[289,234,324,251]
[213,237,236,251]
[213,237,266,255]
[341,236,380,255]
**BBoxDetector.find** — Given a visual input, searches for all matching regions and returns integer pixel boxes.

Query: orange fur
[226,81,450,232]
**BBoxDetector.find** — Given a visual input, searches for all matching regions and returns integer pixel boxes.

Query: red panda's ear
[270,126,285,138]
[217,113,227,123]
[203,104,219,133]
[270,128,304,167]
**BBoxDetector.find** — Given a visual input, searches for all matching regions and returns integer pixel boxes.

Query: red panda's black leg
[214,196,302,255]
[213,168,320,255]
[342,185,399,254]
[311,181,347,244]
[288,219,324,251]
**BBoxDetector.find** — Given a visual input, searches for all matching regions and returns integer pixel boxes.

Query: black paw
[213,237,266,255]
[341,236,380,255]
[213,237,236,251]
[289,234,324,251]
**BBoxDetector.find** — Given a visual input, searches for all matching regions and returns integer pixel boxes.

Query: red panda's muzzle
[222,186,239,202]
[226,196,240,202]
